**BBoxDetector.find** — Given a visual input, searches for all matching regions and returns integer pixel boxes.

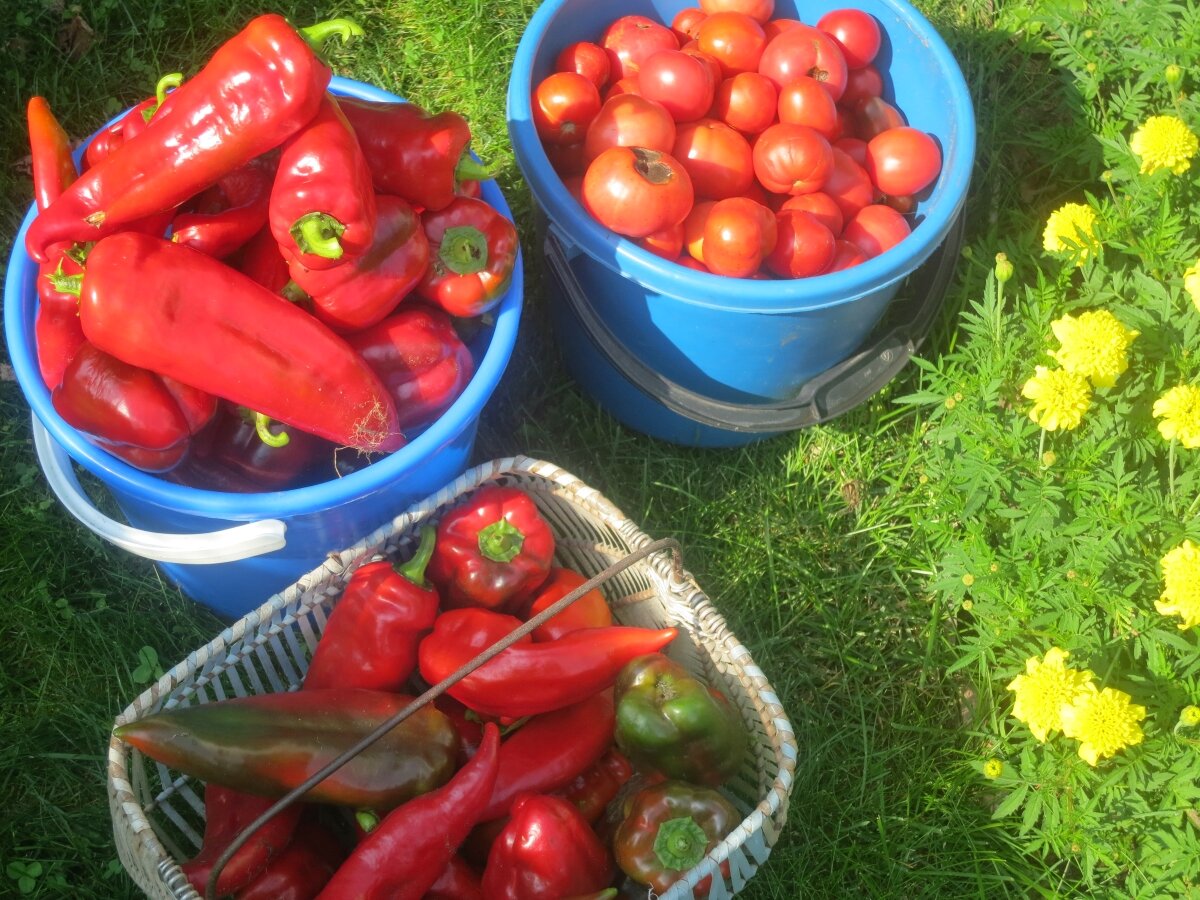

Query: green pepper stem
[46,268,82,297]
[290,212,346,260]
[395,525,436,586]
[254,412,290,448]
[653,815,709,871]
[455,151,497,185]
[142,72,183,122]
[299,18,365,49]
[438,225,489,276]
[354,809,379,834]
[477,518,524,563]
[280,281,311,307]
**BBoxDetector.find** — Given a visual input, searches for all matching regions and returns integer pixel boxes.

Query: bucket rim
[506,0,977,315]
[3,76,524,522]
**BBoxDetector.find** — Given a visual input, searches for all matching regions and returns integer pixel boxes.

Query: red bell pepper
[426,855,484,900]
[522,566,614,641]
[74,232,404,453]
[418,607,679,718]
[303,526,441,692]
[555,747,635,825]
[347,304,474,432]
[24,15,350,262]
[416,196,519,318]
[426,485,555,612]
[481,793,614,899]
[171,154,276,260]
[235,814,347,900]
[315,722,500,900]
[270,93,376,269]
[338,98,492,212]
[34,302,86,392]
[26,97,78,212]
[286,194,430,333]
[82,72,184,170]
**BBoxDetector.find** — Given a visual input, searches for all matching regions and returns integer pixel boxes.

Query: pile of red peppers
[24,13,519,486]
[115,485,752,898]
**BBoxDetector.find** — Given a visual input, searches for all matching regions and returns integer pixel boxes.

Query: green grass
[0,0,1176,897]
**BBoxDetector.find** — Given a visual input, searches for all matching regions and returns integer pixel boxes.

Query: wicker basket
[108,455,798,898]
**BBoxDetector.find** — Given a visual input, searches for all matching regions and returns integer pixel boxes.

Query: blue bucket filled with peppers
[4,18,522,619]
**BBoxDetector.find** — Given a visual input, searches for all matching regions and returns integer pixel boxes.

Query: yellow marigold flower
[1179,705,1200,727]
[1021,366,1092,431]
[1049,309,1138,388]
[1060,684,1146,766]
[1185,261,1200,313]
[1153,384,1200,448]
[1042,202,1098,265]
[1007,647,1094,742]
[1156,539,1200,629]
[1129,114,1199,175]
[983,758,1004,779]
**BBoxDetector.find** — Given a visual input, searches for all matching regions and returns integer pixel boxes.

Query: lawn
[2,0,1198,898]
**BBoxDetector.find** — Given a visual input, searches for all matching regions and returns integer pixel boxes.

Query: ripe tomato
[711,72,778,134]
[703,196,777,277]
[751,122,833,195]
[766,208,835,277]
[683,198,717,261]
[816,8,882,70]
[676,253,711,272]
[840,63,883,105]
[852,96,906,140]
[821,147,874,219]
[582,146,694,238]
[841,203,911,257]
[532,72,602,145]
[555,41,612,90]
[700,0,774,24]
[639,49,717,122]
[583,94,677,165]
[672,7,708,43]
[696,12,767,77]
[544,140,587,177]
[827,238,868,271]
[757,24,848,101]
[864,126,942,196]
[880,192,917,214]
[636,221,686,259]
[672,118,755,199]
[683,46,724,92]
[601,15,679,81]
[780,191,843,235]
[603,77,643,102]
[763,17,802,42]
[777,75,840,139]
[833,135,868,166]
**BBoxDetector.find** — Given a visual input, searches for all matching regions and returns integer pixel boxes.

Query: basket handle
[32,416,287,564]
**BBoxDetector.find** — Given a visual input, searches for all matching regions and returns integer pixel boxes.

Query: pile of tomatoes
[530,0,943,279]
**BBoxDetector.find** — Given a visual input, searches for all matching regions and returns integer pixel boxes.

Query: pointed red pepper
[235,224,293,294]
[416,196,519,318]
[171,154,276,259]
[82,72,184,170]
[233,814,347,900]
[26,97,78,212]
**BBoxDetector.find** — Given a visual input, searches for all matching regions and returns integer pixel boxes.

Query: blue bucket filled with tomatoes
[5,15,523,617]
[507,0,974,447]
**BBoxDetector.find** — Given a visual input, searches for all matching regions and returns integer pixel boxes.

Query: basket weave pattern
[108,456,798,898]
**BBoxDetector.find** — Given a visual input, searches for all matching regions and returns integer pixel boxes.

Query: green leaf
[991,781,1030,820]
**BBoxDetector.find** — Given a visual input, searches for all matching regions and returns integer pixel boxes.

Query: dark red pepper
[555,747,635,825]
[425,855,484,900]
[522,566,614,641]
[171,154,276,259]
[426,485,555,612]
[347,304,474,432]
[416,196,519,318]
[34,301,86,392]
[235,813,348,900]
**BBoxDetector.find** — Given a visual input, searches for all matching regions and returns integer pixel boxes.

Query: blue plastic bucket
[4,77,523,618]
[507,0,975,447]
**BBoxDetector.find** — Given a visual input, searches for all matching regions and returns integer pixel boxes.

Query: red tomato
[583,94,677,165]
[700,0,774,24]
[852,95,906,140]
[816,8,882,69]
[533,72,602,145]
[827,238,868,271]
[711,72,778,134]
[703,196,777,277]
[696,11,767,77]
[834,135,868,166]
[672,7,709,43]
[683,198,717,261]
[544,140,587,177]
[842,203,911,257]
[601,14,680,80]
[639,49,717,122]
[582,146,694,237]
[672,118,755,199]
[603,77,643,102]
[777,75,840,139]
[821,147,874,219]
[758,23,848,102]
[763,17,803,42]
[766,208,835,277]
[555,41,612,90]
[880,192,917,214]
[864,126,942,196]
[751,122,834,195]
[676,253,711,272]
[682,46,724,92]
[635,221,686,259]
[840,63,883,106]
[780,191,843,235]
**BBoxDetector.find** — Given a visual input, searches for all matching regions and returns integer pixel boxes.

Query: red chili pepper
[286,194,430,333]
[270,93,376,269]
[27,97,78,212]
[419,607,678,718]
[315,722,501,900]
[235,813,348,900]
[74,232,404,453]
[481,793,614,899]
[434,695,487,766]
[303,526,441,692]
[338,98,492,212]
[426,486,555,612]
[522,566,614,641]
[171,154,276,259]
[347,304,474,432]
[555,747,635,825]
[82,73,184,171]
[425,855,484,900]
[416,196,519,318]
[23,16,354,262]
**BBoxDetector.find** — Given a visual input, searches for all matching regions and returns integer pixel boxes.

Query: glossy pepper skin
[24,15,342,262]
[482,793,614,899]
[419,607,678,718]
[171,154,276,260]
[26,97,78,212]
[417,196,519,318]
[235,813,347,900]
[315,723,500,900]
[286,194,430,333]
[236,223,293,294]
[76,232,404,453]
[112,689,458,810]
[303,526,441,692]
[614,780,741,895]
[35,242,87,391]
[425,855,484,900]
[426,485,555,612]
[522,566,613,641]
[614,653,749,787]
[82,72,184,170]
[338,98,492,212]
[556,747,635,825]
[270,93,376,269]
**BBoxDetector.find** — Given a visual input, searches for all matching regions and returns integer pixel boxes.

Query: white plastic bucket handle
[32,415,287,564]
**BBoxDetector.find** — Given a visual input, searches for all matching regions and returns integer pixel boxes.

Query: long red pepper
[171,154,276,259]
[425,855,484,900]
[26,97,78,212]
[234,814,347,900]
[74,232,404,453]
[83,73,184,170]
